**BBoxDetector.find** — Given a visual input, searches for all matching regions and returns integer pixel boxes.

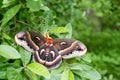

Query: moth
[15,31,87,69]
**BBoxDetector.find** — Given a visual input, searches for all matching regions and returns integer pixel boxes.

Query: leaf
[49,27,68,33]
[51,63,65,73]
[79,70,101,80]
[81,55,91,63]
[24,69,39,80]
[0,0,2,8]
[19,47,32,66]
[0,45,21,59]
[0,71,6,79]
[27,62,50,78]
[0,56,8,63]
[47,72,61,80]
[68,70,74,80]
[3,33,11,40]
[45,11,54,26]
[7,67,24,80]
[65,23,72,38]
[40,5,49,11]
[61,69,74,80]
[0,4,21,30]
[49,64,65,80]
[26,0,42,11]
[2,0,17,8]
[71,64,101,80]
[13,60,22,67]
[61,69,69,80]
[77,54,91,63]
[65,58,76,64]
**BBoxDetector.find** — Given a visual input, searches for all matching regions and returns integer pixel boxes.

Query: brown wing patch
[25,31,39,50]
[54,44,60,50]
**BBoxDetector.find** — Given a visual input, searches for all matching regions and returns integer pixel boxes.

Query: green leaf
[40,5,49,11]
[2,0,17,8]
[61,69,69,80]
[0,71,6,79]
[68,70,74,80]
[26,0,41,11]
[72,64,101,80]
[13,60,22,67]
[0,56,8,63]
[49,27,68,33]
[7,67,24,80]
[3,33,11,40]
[0,45,21,59]
[49,72,61,80]
[27,62,50,78]
[24,69,39,80]
[80,70,101,80]
[19,47,32,66]
[61,69,74,80]
[51,63,65,73]
[0,0,2,8]
[81,54,91,63]
[49,64,65,80]
[65,23,72,38]
[65,58,76,64]
[0,4,21,30]
[45,11,54,26]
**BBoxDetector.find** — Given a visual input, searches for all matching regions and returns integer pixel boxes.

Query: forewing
[15,31,46,52]
[53,39,87,59]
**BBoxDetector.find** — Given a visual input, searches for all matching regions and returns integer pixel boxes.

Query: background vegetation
[0,0,120,80]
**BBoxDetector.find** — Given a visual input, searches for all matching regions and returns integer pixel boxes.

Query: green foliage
[19,47,32,66]
[0,0,120,80]
[2,0,17,8]
[49,27,68,34]
[0,45,21,59]
[7,67,23,80]
[72,64,101,80]
[27,62,50,78]
[0,4,21,30]
[61,69,74,80]
[26,0,42,11]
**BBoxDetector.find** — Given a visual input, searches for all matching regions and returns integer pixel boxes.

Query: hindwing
[33,44,62,70]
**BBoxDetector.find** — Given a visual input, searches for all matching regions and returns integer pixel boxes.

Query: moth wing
[15,31,46,52]
[28,31,46,47]
[33,44,62,70]
[53,39,87,59]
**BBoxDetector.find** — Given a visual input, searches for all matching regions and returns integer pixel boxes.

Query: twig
[14,16,17,28]
[16,20,33,27]
[2,16,17,32]
[1,18,33,32]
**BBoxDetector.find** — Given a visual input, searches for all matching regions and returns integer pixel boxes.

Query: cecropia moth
[15,31,87,69]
